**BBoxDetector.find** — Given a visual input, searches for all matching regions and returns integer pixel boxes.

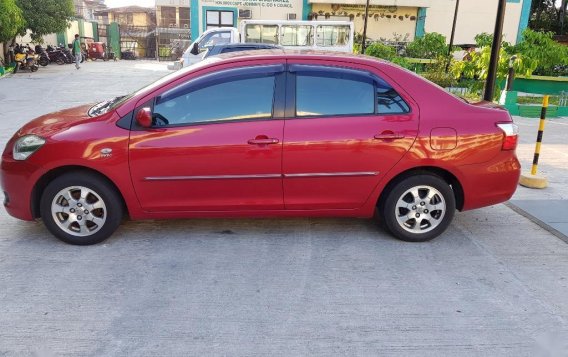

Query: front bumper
[1,157,44,221]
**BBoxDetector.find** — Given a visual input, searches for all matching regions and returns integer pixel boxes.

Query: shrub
[364,42,396,60]
[405,32,448,59]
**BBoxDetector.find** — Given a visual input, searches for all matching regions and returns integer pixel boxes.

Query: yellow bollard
[519,95,549,189]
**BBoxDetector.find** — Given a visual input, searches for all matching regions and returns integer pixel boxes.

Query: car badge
[100,148,112,158]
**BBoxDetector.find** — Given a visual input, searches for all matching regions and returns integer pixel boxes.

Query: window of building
[161,6,176,27]
[179,7,190,28]
[205,10,234,30]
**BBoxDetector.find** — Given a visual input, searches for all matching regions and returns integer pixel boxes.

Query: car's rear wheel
[380,174,455,242]
[40,172,123,245]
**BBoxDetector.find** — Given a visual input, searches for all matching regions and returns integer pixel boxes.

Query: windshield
[88,57,224,117]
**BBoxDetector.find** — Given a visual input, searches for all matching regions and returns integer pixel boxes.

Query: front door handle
[248,137,279,145]
[374,132,405,140]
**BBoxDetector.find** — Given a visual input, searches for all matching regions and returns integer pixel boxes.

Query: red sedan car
[1,51,520,245]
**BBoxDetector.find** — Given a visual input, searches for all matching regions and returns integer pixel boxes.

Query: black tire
[379,174,456,242]
[40,172,124,245]
[30,64,38,72]
[39,57,49,66]
[56,57,65,65]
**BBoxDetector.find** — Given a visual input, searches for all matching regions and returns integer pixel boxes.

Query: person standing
[72,34,81,69]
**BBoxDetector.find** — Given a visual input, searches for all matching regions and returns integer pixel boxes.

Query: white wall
[425,0,523,44]
[311,4,417,41]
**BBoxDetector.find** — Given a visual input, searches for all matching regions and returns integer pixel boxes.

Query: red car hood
[17,104,111,138]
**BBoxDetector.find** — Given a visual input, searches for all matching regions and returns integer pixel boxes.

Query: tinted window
[154,75,275,125]
[219,46,265,54]
[376,79,410,114]
[296,73,374,117]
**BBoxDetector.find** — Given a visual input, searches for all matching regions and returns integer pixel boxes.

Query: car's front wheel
[380,174,456,242]
[40,172,123,245]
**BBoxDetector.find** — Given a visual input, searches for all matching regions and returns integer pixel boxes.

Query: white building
[189,0,532,44]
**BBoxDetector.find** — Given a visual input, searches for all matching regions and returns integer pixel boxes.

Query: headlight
[13,135,46,161]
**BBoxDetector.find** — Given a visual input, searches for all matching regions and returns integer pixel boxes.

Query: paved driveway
[0,61,567,356]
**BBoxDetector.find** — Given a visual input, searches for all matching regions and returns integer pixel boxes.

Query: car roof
[211,43,282,49]
[213,49,387,65]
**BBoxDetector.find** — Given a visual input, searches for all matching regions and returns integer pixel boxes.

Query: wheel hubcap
[51,186,107,237]
[395,185,446,234]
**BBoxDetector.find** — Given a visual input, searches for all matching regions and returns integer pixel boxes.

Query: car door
[129,63,286,212]
[282,62,419,209]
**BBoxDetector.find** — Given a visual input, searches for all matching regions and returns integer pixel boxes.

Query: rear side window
[296,73,374,117]
[292,65,410,117]
[376,78,410,114]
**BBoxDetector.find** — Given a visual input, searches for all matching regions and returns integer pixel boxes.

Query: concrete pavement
[0,60,567,356]
[511,115,568,241]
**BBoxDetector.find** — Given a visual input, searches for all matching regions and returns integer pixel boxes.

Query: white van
[181,20,354,67]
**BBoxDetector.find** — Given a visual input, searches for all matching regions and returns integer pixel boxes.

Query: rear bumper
[458,153,521,211]
[1,158,44,221]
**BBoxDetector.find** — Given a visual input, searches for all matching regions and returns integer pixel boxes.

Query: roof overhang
[308,0,430,6]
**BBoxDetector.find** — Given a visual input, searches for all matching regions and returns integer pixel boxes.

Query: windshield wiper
[88,96,126,117]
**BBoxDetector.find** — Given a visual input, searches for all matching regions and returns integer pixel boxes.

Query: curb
[505,201,568,245]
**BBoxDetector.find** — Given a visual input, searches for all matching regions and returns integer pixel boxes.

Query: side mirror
[135,107,153,128]
[190,42,199,56]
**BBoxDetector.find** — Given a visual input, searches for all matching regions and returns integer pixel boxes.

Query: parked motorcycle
[55,44,73,64]
[13,44,39,73]
[46,45,66,65]
[34,44,50,67]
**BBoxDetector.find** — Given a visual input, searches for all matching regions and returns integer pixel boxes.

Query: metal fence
[156,27,191,62]
[118,25,157,59]
[560,91,568,107]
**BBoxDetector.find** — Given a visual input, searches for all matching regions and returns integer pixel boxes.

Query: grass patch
[517,95,560,106]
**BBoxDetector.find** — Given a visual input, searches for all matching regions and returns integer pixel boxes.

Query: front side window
[153,75,275,126]
[280,25,313,46]
[296,73,374,117]
[200,32,231,49]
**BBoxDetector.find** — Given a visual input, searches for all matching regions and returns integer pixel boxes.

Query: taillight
[496,123,519,150]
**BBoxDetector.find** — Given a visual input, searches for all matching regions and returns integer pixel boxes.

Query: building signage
[202,0,293,8]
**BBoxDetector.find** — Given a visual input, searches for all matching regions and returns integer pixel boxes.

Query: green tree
[512,28,568,75]
[405,32,448,59]
[15,0,74,42]
[0,0,25,43]
[529,0,568,34]
[0,0,24,63]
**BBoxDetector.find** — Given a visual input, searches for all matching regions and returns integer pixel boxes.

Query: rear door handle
[248,138,280,145]
[374,132,405,140]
